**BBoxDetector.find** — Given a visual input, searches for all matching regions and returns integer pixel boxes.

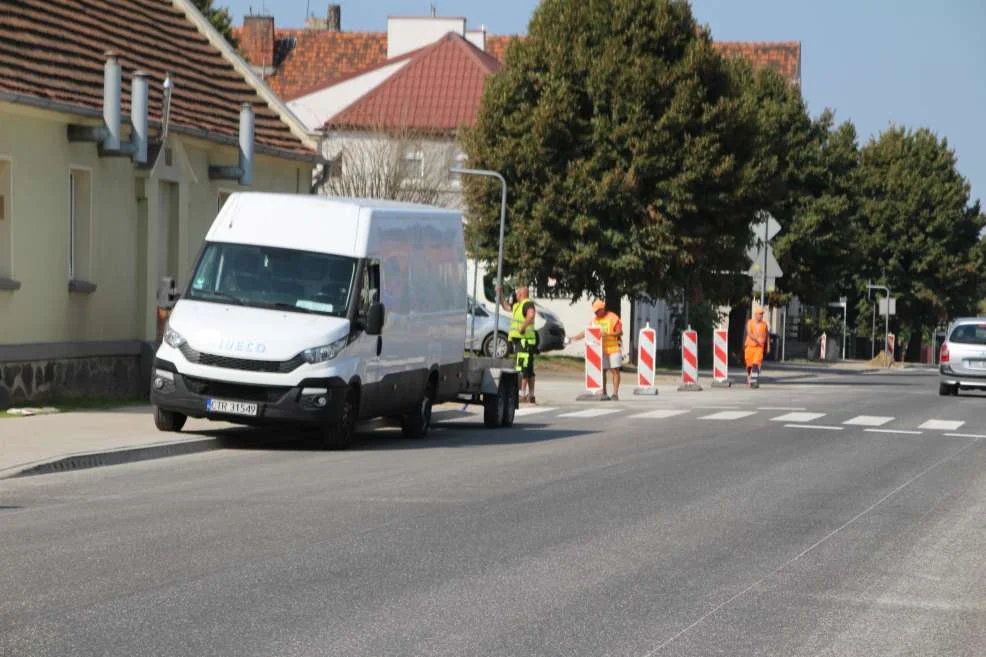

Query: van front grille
[179,344,304,373]
[181,376,291,403]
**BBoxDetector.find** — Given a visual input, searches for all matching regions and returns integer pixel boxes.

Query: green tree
[855,127,985,359]
[462,0,763,308]
[773,110,861,310]
[191,0,238,48]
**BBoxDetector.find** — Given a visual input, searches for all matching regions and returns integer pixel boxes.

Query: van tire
[482,331,509,358]
[402,379,435,439]
[322,391,356,450]
[154,406,186,432]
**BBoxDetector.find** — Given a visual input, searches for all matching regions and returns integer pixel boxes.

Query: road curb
[1,438,221,479]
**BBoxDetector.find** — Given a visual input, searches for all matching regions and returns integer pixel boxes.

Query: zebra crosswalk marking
[918,419,965,431]
[843,416,893,427]
[557,408,623,419]
[629,409,690,420]
[700,411,757,421]
[771,412,826,423]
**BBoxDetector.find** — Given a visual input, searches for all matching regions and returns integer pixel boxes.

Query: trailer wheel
[499,376,517,428]
[483,391,503,428]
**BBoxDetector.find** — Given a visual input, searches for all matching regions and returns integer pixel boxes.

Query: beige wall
[0,103,313,345]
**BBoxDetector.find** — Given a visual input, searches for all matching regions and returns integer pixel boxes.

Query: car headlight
[164,326,186,349]
[303,336,349,364]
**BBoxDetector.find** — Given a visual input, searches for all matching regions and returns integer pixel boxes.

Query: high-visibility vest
[509,300,536,342]
[745,319,768,348]
[594,312,622,354]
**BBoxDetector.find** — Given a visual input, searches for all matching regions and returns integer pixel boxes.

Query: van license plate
[207,399,259,416]
[967,360,986,370]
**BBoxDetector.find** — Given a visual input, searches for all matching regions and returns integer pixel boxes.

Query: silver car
[939,317,986,395]
[465,297,567,357]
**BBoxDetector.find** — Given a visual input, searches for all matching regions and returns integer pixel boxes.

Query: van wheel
[323,392,356,450]
[154,406,186,432]
[402,381,434,439]
[482,332,509,358]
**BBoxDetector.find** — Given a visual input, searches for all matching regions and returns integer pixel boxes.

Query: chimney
[327,4,341,31]
[242,15,275,71]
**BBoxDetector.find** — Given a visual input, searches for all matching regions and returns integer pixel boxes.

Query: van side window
[359,261,380,317]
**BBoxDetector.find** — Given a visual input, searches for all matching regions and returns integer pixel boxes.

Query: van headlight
[303,336,348,364]
[164,327,186,349]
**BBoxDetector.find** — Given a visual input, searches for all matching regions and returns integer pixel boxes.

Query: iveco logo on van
[217,338,267,354]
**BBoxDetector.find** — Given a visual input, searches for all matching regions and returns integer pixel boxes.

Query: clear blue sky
[227,0,986,205]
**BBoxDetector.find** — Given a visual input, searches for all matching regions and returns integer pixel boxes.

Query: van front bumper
[150,358,349,424]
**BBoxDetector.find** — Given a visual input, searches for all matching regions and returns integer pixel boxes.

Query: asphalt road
[2,368,985,656]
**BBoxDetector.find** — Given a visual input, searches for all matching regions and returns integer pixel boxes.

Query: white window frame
[68,166,94,282]
[400,150,424,180]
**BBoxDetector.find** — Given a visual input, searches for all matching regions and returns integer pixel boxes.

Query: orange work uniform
[744,319,769,369]
[594,311,623,355]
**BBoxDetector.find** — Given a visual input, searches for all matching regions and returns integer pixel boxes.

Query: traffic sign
[747,246,783,279]
[751,212,782,244]
[879,297,897,316]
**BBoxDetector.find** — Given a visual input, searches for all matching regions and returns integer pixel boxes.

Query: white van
[150,193,516,448]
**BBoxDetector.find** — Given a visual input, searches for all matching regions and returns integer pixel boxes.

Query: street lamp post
[866,282,892,364]
[451,167,508,355]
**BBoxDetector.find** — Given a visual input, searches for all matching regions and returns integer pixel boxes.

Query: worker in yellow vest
[500,285,538,403]
[568,299,624,400]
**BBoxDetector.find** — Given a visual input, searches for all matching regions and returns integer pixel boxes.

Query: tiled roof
[713,41,801,86]
[0,0,314,157]
[326,33,499,133]
[235,27,388,101]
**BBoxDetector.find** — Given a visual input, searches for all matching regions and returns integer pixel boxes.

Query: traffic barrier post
[677,328,703,392]
[576,325,605,400]
[711,327,731,388]
[634,324,659,396]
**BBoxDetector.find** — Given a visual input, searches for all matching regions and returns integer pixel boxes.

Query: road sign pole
[760,218,768,305]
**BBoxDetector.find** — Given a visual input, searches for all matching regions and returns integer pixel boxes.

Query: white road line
[785,424,843,431]
[945,433,986,439]
[700,410,757,421]
[557,408,623,419]
[514,406,558,417]
[759,407,807,411]
[865,428,923,435]
[771,412,826,423]
[843,415,894,427]
[629,409,690,420]
[694,406,745,410]
[919,419,965,431]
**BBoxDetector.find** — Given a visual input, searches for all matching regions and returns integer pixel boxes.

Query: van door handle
[376,336,382,357]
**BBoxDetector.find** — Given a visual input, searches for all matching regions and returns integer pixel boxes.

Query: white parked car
[465,297,567,357]
[939,317,986,395]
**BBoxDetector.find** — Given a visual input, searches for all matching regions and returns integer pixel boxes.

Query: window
[448,150,467,185]
[68,168,92,283]
[187,242,357,318]
[358,261,380,318]
[327,154,343,179]
[399,151,423,179]
[0,158,12,281]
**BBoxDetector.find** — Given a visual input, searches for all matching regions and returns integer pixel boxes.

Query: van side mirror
[365,302,385,335]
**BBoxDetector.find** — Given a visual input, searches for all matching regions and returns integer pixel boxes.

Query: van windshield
[949,323,986,345]
[187,242,356,318]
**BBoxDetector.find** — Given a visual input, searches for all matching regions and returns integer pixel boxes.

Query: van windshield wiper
[198,289,244,305]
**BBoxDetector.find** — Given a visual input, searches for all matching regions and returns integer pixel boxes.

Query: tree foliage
[773,110,860,309]
[462,0,764,307]
[191,0,238,48]
[853,127,985,349]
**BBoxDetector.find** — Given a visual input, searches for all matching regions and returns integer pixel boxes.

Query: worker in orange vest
[744,305,771,387]
[567,299,624,400]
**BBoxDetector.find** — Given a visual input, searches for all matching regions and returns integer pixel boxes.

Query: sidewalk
[0,366,823,480]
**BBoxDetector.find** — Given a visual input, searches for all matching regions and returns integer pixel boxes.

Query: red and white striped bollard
[711,327,731,388]
[634,324,659,396]
[677,328,703,391]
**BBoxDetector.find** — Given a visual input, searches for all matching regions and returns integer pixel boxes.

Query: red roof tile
[0,0,313,156]
[713,41,801,86]
[325,33,499,133]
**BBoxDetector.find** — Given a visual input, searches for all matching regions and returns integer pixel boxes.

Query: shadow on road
[193,419,595,452]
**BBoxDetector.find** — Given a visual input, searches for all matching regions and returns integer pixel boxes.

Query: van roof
[224,191,461,214]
